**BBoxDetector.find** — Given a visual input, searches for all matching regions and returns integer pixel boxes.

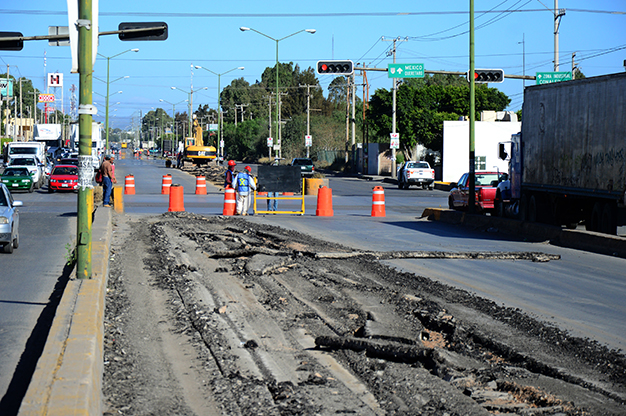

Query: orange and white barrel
[195,176,207,195]
[371,186,386,217]
[161,174,172,195]
[223,186,236,216]
[124,175,135,195]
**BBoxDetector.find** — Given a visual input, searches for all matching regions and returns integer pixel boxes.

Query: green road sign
[388,63,424,78]
[536,71,572,85]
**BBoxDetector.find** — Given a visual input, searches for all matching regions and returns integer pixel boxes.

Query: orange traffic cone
[371,186,386,217]
[168,184,185,212]
[161,174,172,195]
[223,186,236,216]
[195,176,207,195]
[124,175,135,195]
[316,186,334,216]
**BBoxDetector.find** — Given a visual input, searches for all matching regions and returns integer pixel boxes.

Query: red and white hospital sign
[48,72,63,88]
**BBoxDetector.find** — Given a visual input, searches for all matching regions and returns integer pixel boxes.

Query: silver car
[0,183,22,253]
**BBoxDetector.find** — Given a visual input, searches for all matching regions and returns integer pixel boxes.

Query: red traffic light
[468,69,504,83]
[317,60,354,75]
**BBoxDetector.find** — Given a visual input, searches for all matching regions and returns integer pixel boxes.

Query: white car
[8,156,44,189]
[0,183,22,253]
[397,161,435,190]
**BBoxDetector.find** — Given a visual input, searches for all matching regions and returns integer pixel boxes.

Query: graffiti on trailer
[548,148,625,190]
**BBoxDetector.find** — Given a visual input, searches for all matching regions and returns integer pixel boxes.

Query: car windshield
[3,168,30,177]
[0,191,7,206]
[9,148,37,155]
[293,159,313,166]
[407,162,429,169]
[53,167,78,176]
[11,158,36,166]
[474,173,500,186]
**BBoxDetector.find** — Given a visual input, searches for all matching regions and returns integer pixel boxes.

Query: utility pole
[345,76,350,163]
[383,36,407,178]
[267,95,272,160]
[553,0,565,71]
[300,84,319,159]
[351,72,356,171]
[76,0,94,278]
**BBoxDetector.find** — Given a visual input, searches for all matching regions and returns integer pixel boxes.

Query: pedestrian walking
[234,165,256,215]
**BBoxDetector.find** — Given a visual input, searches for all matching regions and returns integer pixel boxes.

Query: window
[475,156,486,171]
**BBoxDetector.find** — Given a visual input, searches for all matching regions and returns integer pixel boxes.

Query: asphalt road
[111,154,626,352]
[0,187,76,410]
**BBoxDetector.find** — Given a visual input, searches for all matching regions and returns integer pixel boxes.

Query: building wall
[442,120,521,183]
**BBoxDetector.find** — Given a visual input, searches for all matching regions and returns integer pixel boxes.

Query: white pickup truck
[397,161,435,190]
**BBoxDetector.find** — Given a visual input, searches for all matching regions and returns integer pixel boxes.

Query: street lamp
[159,98,187,153]
[171,86,208,138]
[193,65,244,159]
[97,48,139,152]
[240,27,315,158]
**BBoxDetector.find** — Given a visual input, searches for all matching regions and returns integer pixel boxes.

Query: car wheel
[48,186,54,193]
[13,233,19,249]
[448,195,455,210]
[3,241,13,254]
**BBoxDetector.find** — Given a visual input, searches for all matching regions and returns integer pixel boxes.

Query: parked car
[7,156,44,189]
[48,165,79,193]
[1,167,35,193]
[448,171,507,214]
[0,183,22,253]
[397,161,435,190]
[291,158,315,176]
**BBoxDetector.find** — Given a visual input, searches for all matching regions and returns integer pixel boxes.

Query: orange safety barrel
[195,176,207,195]
[124,175,135,195]
[371,186,386,217]
[316,186,334,217]
[223,186,236,216]
[168,184,185,212]
[161,174,172,195]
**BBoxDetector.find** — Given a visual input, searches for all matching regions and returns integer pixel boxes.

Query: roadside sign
[388,63,424,78]
[0,78,13,98]
[305,135,312,147]
[39,93,55,103]
[267,137,273,147]
[208,123,218,131]
[390,132,400,149]
[536,71,572,85]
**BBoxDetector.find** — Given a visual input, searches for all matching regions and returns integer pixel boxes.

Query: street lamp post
[240,27,315,159]
[193,65,244,160]
[160,98,187,154]
[97,48,138,152]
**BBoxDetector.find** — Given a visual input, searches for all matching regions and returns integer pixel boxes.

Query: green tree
[367,76,510,158]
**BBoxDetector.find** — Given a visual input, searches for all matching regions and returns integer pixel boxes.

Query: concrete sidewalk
[18,207,112,416]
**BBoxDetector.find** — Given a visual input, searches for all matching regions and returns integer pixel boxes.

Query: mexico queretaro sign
[388,63,424,78]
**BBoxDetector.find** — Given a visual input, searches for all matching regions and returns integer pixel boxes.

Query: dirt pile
[103,212,626,415]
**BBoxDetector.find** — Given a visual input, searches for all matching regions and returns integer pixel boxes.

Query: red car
[448,171,507,214]
[48,165,79,193]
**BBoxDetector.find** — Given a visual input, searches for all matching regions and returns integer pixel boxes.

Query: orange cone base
[316,186,334,216]
[168,184,185,212]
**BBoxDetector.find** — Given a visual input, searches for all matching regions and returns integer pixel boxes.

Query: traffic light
[118,22,168,41]
[317,60,354,75]
[468,69,504,83]
[0,32,24,51]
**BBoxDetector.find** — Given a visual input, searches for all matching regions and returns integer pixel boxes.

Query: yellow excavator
[184,116,216,165]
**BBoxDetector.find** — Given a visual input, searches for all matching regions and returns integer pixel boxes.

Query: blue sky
[2,1,625,130]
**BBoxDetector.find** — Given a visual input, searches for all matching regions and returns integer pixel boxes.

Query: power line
[2,8,625,17]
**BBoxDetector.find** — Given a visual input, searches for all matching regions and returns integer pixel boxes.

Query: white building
[442,112,520,183]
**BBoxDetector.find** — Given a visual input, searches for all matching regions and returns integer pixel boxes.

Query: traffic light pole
[76,0,94,278]
[468,0,476,214]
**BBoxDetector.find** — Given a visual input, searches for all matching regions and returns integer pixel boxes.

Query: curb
[421,208,626,258]
[18,207,112,416]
